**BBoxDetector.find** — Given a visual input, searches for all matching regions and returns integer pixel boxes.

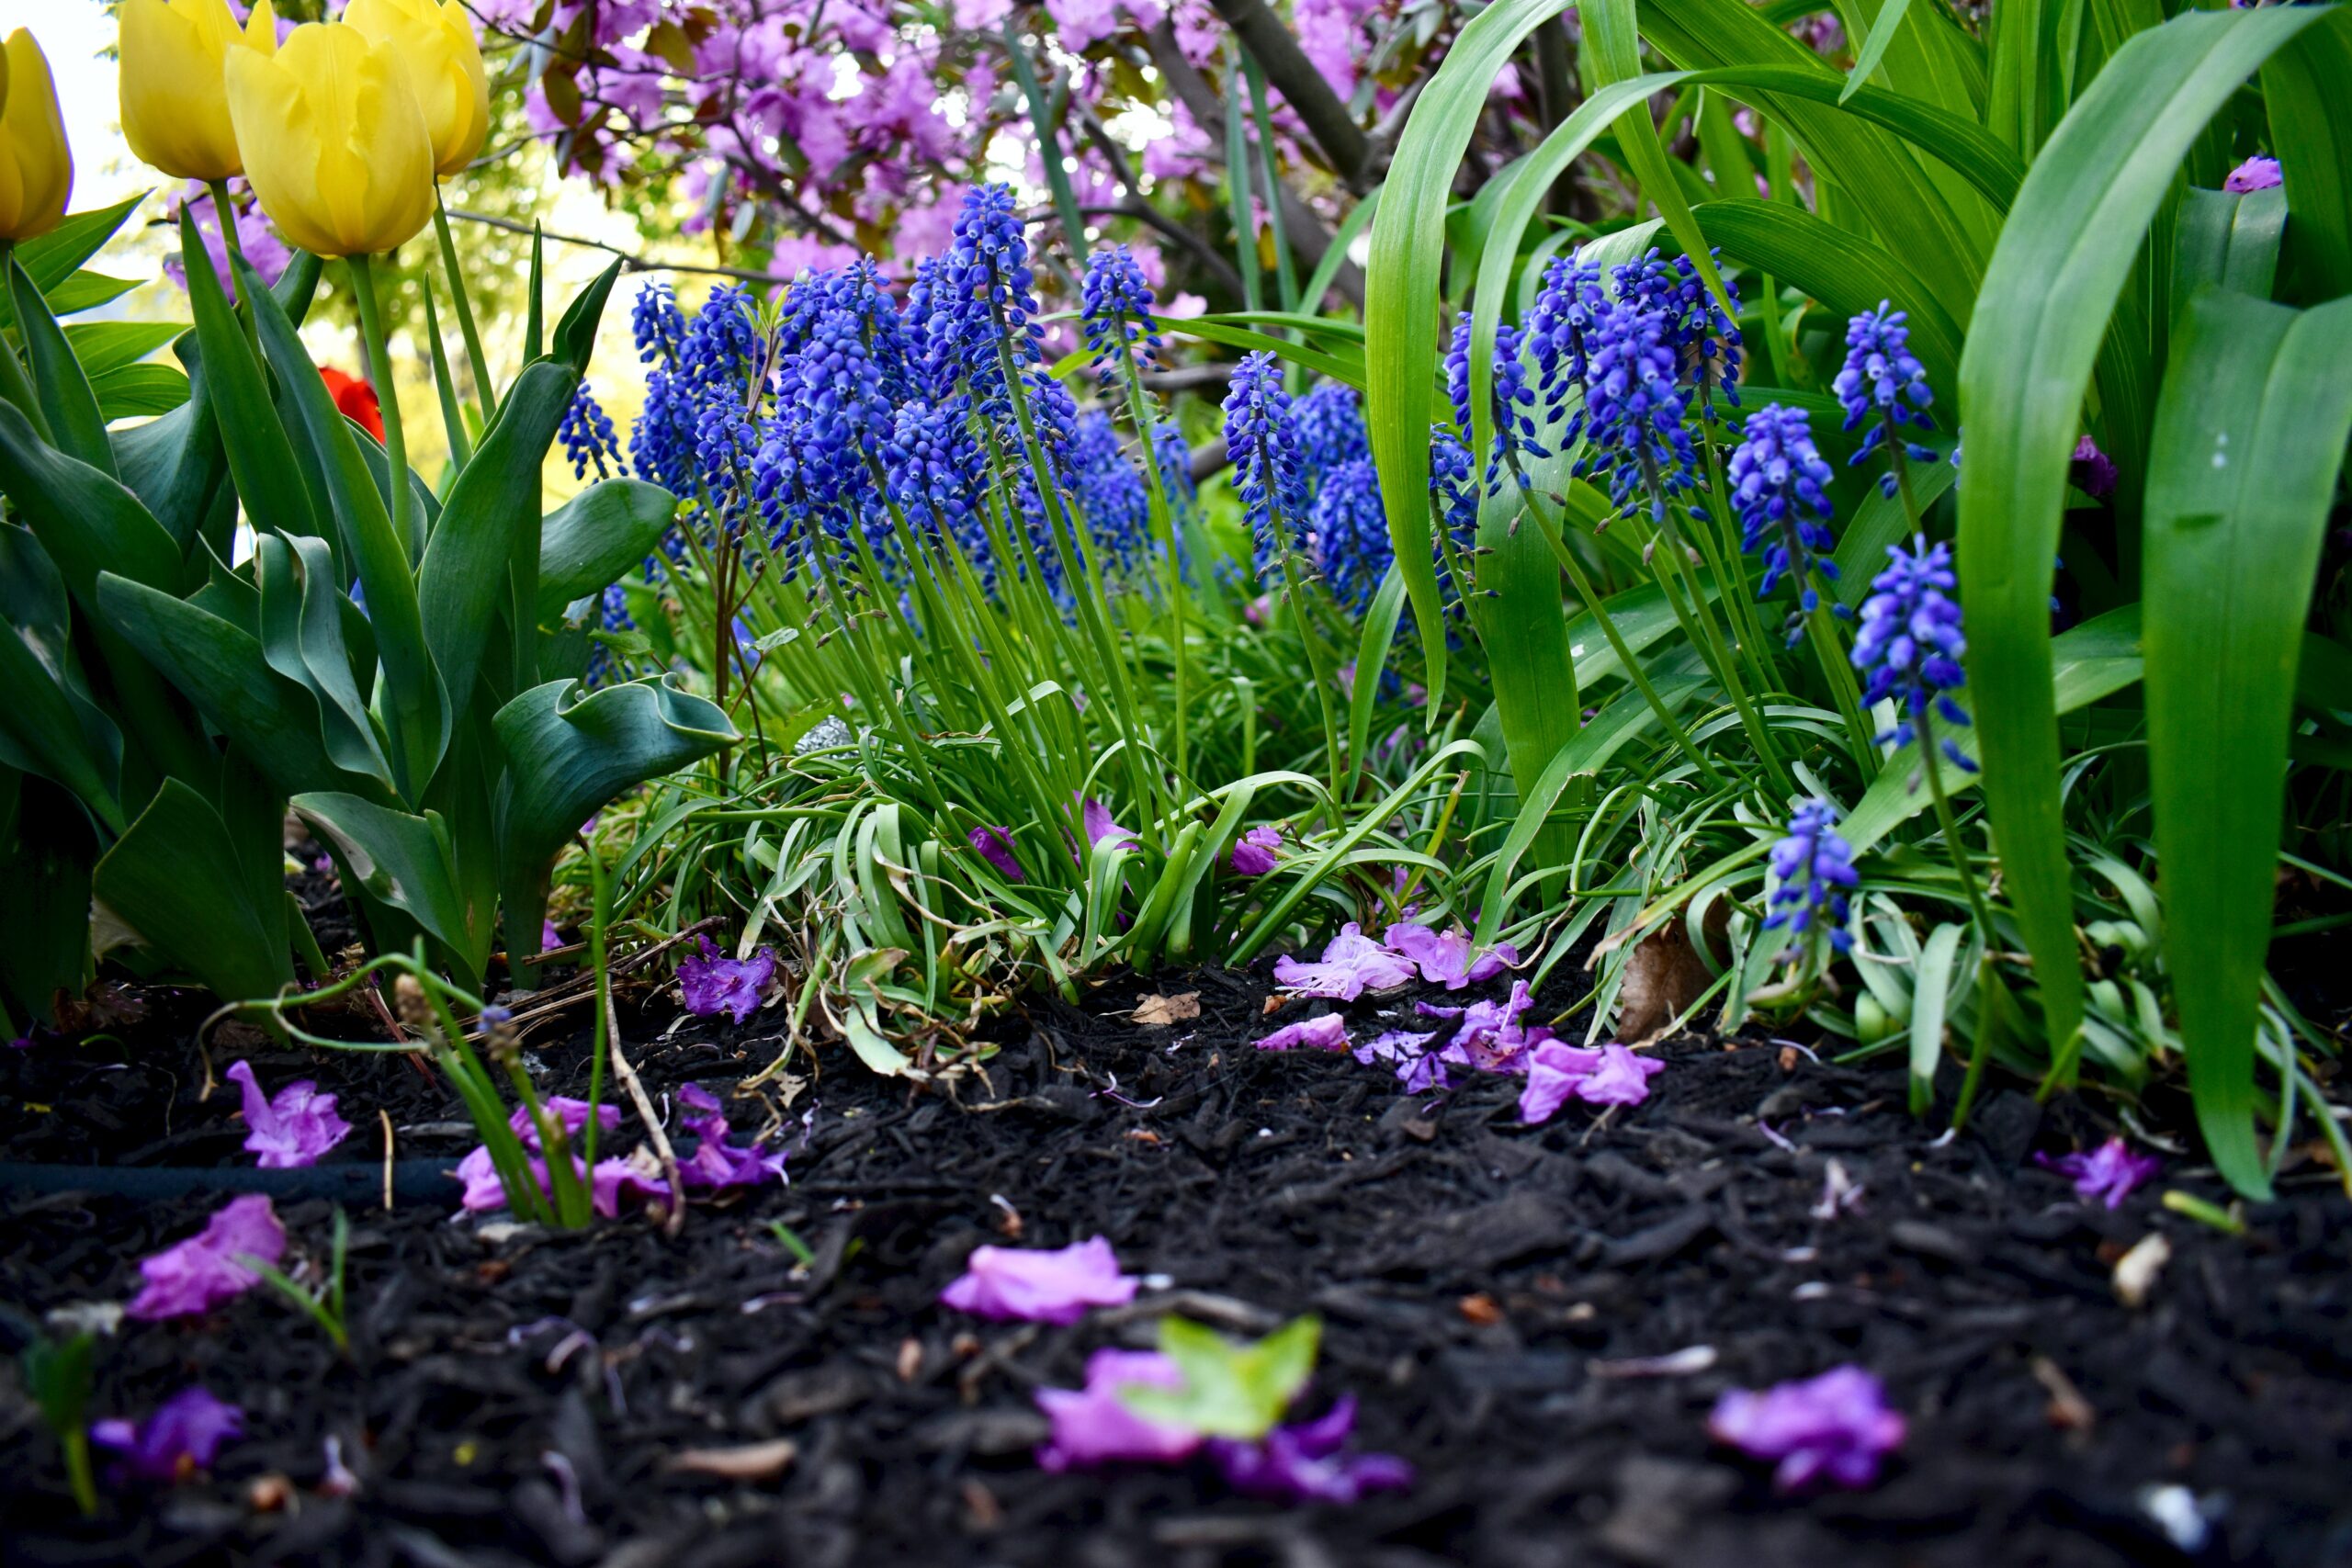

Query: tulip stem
[433,188,495,425]
[345,252,412,558]
[207,179,264,355]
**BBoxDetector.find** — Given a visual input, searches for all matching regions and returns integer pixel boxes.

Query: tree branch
[444,209,780,283]
[1202,0,1370,187]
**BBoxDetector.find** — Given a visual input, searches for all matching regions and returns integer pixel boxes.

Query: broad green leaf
[552,258,624,378]
[6,257,114,476]
[7,195,146,299]
[1345,562,1408,786]
[289,791,481,969]
[0,400,182,609]
[63,321,184,378]
[1120,1315,1322,1440]
[1954,6,2325,1085]
[242,253,447,800]
[535,479,678,617]
[418,360,577,708]
[90,363,191,420]
[177,209,321,547]
[0,526,123,831]
[1908,921,1968,1113]
[93,778,294,1005]
[95,571,397,807]
[1833,448,1956,608]
[1842,0,1917,104]
[492,675,736,877]
[1583,0,1733,315]
[1165,319,1365,389]
[2261,7,2352,301]
[254,534,395,792]
[2143,289,2352,1198]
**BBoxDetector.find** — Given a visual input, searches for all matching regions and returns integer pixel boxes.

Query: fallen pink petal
[676,1083,789,1190]
[1035,1349,1203,1470]
[678,937,778,1023]
[2036,1136,2161,1208]
[90,1386,243,1484]
[1709,1366,1906,1491]
[1256,1013,1352,1052]
[127,1195,286,1320]
[1229,825,1283,876]
[225,1060,351,1169]
[941,1235,1142,1324]
[969,824,1028,879]
[1272,923,1417,1000]
[1383,923,1519,989]
[1206,1396,1414,1505]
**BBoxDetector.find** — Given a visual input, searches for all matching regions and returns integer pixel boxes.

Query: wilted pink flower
[968,824,1028,880]
[678,936,777,1023]
[2068,435,2117,500]
[1383,923,1518,989]
[512,1096,621,1149]
[127,1195,285,1319]
[2035,1136,2160,1208]
[224,1060,350,1169]
[1519,1041,1665,1122]
[1272,923,1416,1000]
[452,1145,662,1217]
[1207,1396,1414,1504]
[1709,1366,1905,1491]
[1035,1349,1202,1470]
[542,919,564,952]
[1230,826,1283,876]
[1255,1012,1352,1052]
[2224,154,2281,193]
[1423,980,1549,1073]
[90,1386,243,1483]
[1353,1027,1447,1091]
[941,1235,1141,1324]
[675,1084,787,1190]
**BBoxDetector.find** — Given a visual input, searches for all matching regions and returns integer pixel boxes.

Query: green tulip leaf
[535,479,679,618]
[92,778,294,1007]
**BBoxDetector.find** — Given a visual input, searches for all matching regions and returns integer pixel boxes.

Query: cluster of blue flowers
[559,380,627,481]
[1834,301,1938,494]
[1851,535,1974,771]
[1727,403,1841,640]
[613,185,1193,608]
[1763,799,1860,956]
[1221,353,1312,581]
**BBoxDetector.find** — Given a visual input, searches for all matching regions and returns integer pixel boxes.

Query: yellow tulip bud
[223,22,435,259]
[343,0,489,178]
[118,0,277,183]
[0,29,72,243]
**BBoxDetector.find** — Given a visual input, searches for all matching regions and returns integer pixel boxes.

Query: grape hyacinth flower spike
[1833,300,1938,496]
[1577,293,1700,522]
[1222,352,1311,579]
[1080,243,1164,384]
[1763,800,1859,960]
[1445,310,1546,493]
[1728,403,1843,640]
[1851,535,1975,772]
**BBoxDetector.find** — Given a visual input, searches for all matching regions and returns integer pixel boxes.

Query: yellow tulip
[0,29,72,243]
[223,22,434,258]
[118,0,277,183]
[343,0,489,178]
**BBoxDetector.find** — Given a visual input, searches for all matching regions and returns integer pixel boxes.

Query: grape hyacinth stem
[1636,486,1793,795]
[1697,431,1780,695]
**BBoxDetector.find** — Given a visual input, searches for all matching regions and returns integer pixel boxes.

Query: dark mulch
[3,956,2350,1568]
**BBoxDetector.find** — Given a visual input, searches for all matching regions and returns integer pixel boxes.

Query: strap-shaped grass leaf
[1908,921,1970,1113]
[1954,6,2325,1085]
[2143,288,2352,1198]
[536,479,679,618]
[2262,7,2352,300]
[1842,0,1917,105]
[92,778,293,1005]
[2171,186,2286,322]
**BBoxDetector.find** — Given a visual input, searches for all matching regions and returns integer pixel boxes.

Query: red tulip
[318,367,386,442]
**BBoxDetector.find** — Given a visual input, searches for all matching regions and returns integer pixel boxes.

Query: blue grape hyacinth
[1527,252,1605,434]
[1763,799,1859,956]
[1728,403,1841,638]
[1080,244,1164,377]
[1834,301,1938,492]
[1222,351,1311,577]
[1612,247,1742,422]
[1309,457,1391,615]
[1293,380,1371,499]
[1579,295,1700,519]
[1851,535,1975,771]
[560,379,626,480]
[1445,311,1547,491]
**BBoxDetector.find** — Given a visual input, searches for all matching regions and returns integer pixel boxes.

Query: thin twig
[604,994,688,1236]
[443,209,779,284]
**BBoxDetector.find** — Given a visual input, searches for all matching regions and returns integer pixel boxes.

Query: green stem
[345,254,411,568]
[1917,707,2000,1129]
[433,189,496,423]
[1114,346,1191,785]
[1697,432,1777,694]
[207,178,264,354]
[1804,602,1879,779]
[62,1429,95,1517]
[1645,503,1792,794]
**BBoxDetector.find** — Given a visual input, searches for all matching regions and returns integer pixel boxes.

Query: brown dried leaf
[668,1438,799,1481]
[1130,992,1201,1027]
[1614,914,1715,1044]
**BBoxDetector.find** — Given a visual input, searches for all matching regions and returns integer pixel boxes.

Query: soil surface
[3,952,2350,1568]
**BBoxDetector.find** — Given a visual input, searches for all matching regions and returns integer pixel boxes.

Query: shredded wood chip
[668,1438,800,1481]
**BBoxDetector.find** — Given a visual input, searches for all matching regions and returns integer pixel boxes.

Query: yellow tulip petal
[119,0,246,181]
[225,21,432,258]
[0,30,72,241]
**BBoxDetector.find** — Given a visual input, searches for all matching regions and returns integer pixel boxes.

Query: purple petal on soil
[1255,1013,1352,1053]
[1578,1043,1666,1107]
[89,1386,243,1483]
[675,1083,789,1190]
[1708,1365,1905,1491]
[225,1060,351,1169]
[1421,979,1545,1073]
[678,936,778,1023]
[2034,1136,2161,1209]
[542,919,564,952]
[1206,1396,1416,1504]
[127,1195,285,1319]
[1230,825,1283,876]
[2224,153,2281,193]
[941,1235,1141,1324]
[968,825,1028,879]
[1272,922,1417,999]
[1035,1348,1203,1470]
[1518,1041,1606,1124]
[1381,923,1521,989]
[1354,1027,1449,1091]
[454,1145,668,1217]
[507,1096,623,1152]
